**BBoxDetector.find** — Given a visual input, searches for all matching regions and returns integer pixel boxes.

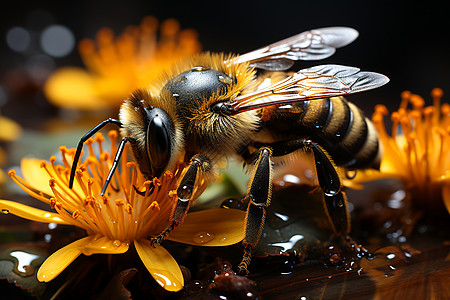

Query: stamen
[75,169,90,198]
[48,178,80,213]
[85,138,95,157]
[73,210,81,219]
[8,170,52,204]
[85,156,102,185]
[100,195,118,237]
[127,162,138,207]
[94,132,105,155]
[391,111,400,142]
[108,131,118,155]
[431,88,443,125]
[400,91,411,110]
[115,198,125,240]
[59,146,74,169]
[138,201,162,238]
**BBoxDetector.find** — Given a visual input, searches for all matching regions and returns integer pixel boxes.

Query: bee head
[120,89,182,179]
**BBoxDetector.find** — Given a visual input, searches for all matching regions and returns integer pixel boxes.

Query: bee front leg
[150,154,211,246]
[238,147,273,275]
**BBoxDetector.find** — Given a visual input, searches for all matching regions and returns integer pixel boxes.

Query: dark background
[1,0,449,117]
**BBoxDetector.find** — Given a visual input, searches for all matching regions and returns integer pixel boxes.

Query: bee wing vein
[228,64,388,113]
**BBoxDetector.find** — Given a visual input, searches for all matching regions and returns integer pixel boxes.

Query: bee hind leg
[238,147,273,275]
[150,154,211,246]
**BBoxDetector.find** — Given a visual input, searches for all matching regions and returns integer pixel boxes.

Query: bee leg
[69,118,123,189]
[303,141,351,236]
[257,139,349,235]
[238,147,273,275]
[252,138,351,233]
[150,154,211,246]
[304,142,372,256]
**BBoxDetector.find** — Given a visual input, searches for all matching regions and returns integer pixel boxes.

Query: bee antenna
[69,118,123,189]
[100,137,131,196]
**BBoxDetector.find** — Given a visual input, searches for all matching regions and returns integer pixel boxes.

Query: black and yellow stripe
[261,96,381,170]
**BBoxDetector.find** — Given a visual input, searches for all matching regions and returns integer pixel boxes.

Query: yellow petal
[0,199,69,224]
[134,240,183,292]
[167,208,245,246]
[443,182,450,215]
[37,236,89,282]
[0,168,6,185]
[78,235,129,255]
[0,115,21,142]
[44,67,110,110]
[21,158,53,196]
[0,147,7,165]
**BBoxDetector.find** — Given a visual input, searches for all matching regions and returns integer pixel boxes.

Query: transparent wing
[226,64,389,114]
[230,27,359,71]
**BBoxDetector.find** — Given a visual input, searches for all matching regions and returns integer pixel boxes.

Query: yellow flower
[0,112,22,184]
[0,131,245,292]
[44,17,201,110]
[367,88,450,213]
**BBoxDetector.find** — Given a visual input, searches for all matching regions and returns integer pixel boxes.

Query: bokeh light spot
[6,27,31,52]
[40,25,75,57]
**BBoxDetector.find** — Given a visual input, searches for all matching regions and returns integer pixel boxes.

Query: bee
[68,27,388,274]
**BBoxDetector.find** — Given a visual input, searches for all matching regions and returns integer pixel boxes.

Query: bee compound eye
[211,102,232,115]
[146,108,174,177]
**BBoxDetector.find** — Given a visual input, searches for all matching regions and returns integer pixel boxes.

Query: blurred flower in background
[0,131,245,291]
[356,88,450,215]
[0,112,22,184]
[44,16,202,110]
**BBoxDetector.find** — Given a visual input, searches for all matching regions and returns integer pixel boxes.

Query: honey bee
[68,27,388,274]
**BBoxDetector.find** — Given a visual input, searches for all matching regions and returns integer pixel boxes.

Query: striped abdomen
[261,96,381,169]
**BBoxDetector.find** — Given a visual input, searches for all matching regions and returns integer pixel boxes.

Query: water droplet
[386,253,396,260]
[220,198,246,210]
[191,66,204,71]
[193,232,214,244]
[9,251,39,276]
[152,269,183,290]
[113,240,122,247]
[218,75,233,85]
[1,209,9,214]
[345,169,357,179]
[282,174,301,184]
[44,233,52,243]
[219,237,227,243]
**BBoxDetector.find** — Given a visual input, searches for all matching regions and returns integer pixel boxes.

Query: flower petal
[134,240,183,292]
[0,168,6,185]
[167,208,245,246]
[0,115,21,142]
[442,182,450,214]
[78,235,129,255]
[0,200,69,224]
[37,235,130,282]
[44,67,110,110]
[37,236,88,282]
[20,158,53,196]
